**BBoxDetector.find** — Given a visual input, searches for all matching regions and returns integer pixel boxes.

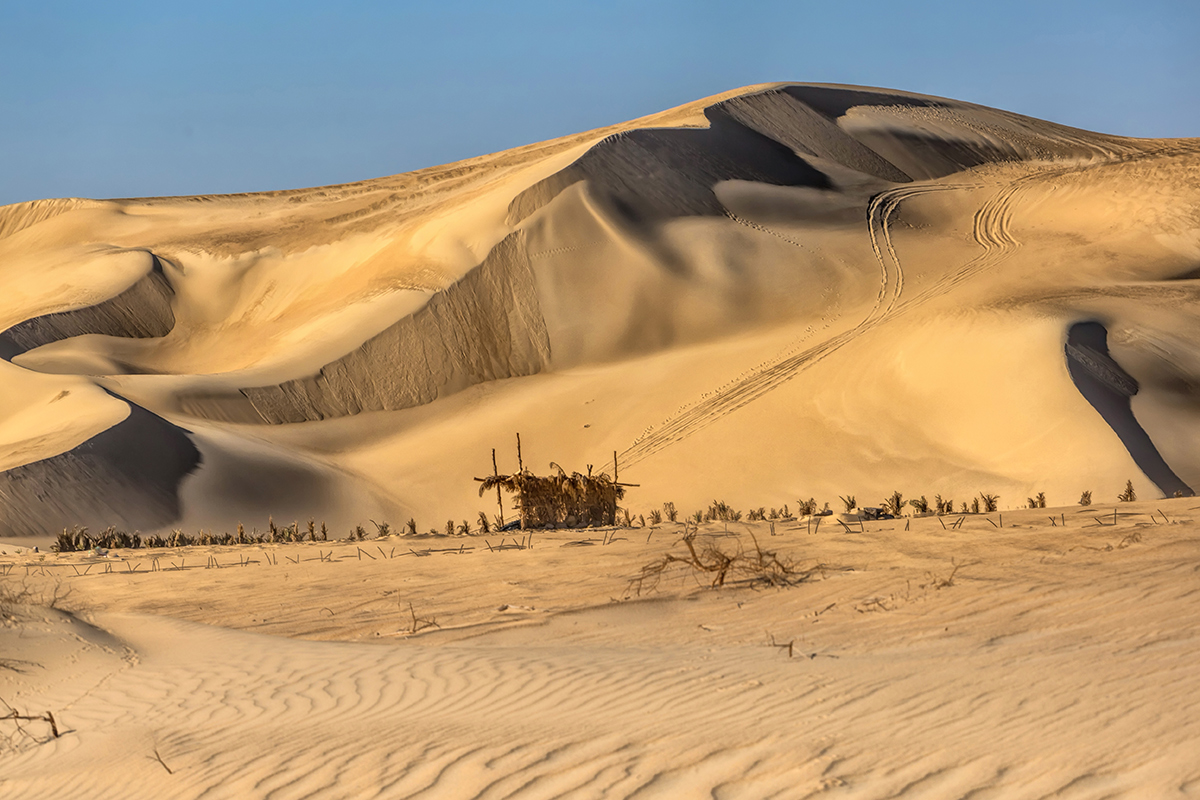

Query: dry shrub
[629,530,824,595]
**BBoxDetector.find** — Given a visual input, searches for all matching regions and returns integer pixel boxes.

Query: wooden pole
[613,451,619,484]
[492,448,503,525]
[516,433,523,471]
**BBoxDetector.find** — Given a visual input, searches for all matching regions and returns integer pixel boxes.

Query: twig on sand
[406,602,440,634]
[768,633,795,658]
[148,745,174,774]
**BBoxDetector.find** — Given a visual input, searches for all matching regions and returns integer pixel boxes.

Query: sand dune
[3,83,1198,537]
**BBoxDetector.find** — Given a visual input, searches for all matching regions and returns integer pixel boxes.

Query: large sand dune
[1,82,1199,537]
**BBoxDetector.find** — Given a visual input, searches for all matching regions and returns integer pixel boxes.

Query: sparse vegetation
[704,500,742,522]
[407,518,419,536]
[883,491,905,517]
[1079,490,1092,506]
[979,493,999,513]
[909,496,930,514]
[649,509,663,525]
[797,498,818,517]
[935,495,955,515]
[1118,480,1137,502]
[663,502,678,523]
[840,495,857,513]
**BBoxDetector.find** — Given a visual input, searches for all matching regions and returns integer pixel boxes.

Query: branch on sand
[629,529,826,596]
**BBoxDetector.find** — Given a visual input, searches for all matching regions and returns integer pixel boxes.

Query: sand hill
[2,82,1200,539]
[4,83,1200,799]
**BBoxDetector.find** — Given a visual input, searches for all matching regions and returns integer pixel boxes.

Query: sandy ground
[3,496,1199,798]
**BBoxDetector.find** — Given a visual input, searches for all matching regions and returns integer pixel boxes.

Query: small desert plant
[747,508,765,522]
[704,500,743,522]
[970,498,980,514]
[445,520,455,536]
[476,513,490,534]
[663,502,678,523]
[371,520,390,538]
[979,493,999,513]
[840,495,857,513]
[934,495,955,515]
[649,509,663,525]
[909,496,930,514]
[1035,492,1046,508]
[781,504,791,519]
[1078,490,1093,506]
[690,510,703,525]
[638,514,646,527]
[797,498,818,517]
[622,507,634,527]
[1118,480,1136,502]
[629,531,823,595]
[768,507,779,520]
[457,520,472,536]
[407,518,419,536]
[883,491,905,517]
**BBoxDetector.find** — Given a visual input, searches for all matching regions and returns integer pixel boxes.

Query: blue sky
[2,1,1197,205]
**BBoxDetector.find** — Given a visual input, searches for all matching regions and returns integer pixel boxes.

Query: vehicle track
[611,141,1200,471]
[615,182,965,469]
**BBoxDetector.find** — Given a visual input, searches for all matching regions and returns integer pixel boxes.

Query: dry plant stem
[148,745,174,774]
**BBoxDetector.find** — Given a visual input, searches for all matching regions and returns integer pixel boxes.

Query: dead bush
[629,530,824,595]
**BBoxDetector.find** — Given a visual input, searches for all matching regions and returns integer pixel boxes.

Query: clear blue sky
[2,1,1197,206]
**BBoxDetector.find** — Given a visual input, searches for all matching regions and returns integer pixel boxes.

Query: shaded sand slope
[3,500,1199,797]
[1,83,1199,535]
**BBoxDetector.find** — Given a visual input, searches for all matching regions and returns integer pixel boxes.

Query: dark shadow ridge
[0,399,202,537]
[180,231,551,425]
[781,86,948,120]
[0,254,175,359]
[1065,321,1193,497]
[507,104,833,227]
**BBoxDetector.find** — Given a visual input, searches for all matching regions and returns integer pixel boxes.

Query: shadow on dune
[0,254,175,359]
[0,398,201,537]
[1065,321,1193,497]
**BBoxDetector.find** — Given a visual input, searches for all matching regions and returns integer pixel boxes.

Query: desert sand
[2,82,1200,797]
[4,499,1200,798]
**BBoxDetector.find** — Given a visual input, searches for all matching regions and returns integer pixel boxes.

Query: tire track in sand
[614,139,1200,470]
[615,182,975,470]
